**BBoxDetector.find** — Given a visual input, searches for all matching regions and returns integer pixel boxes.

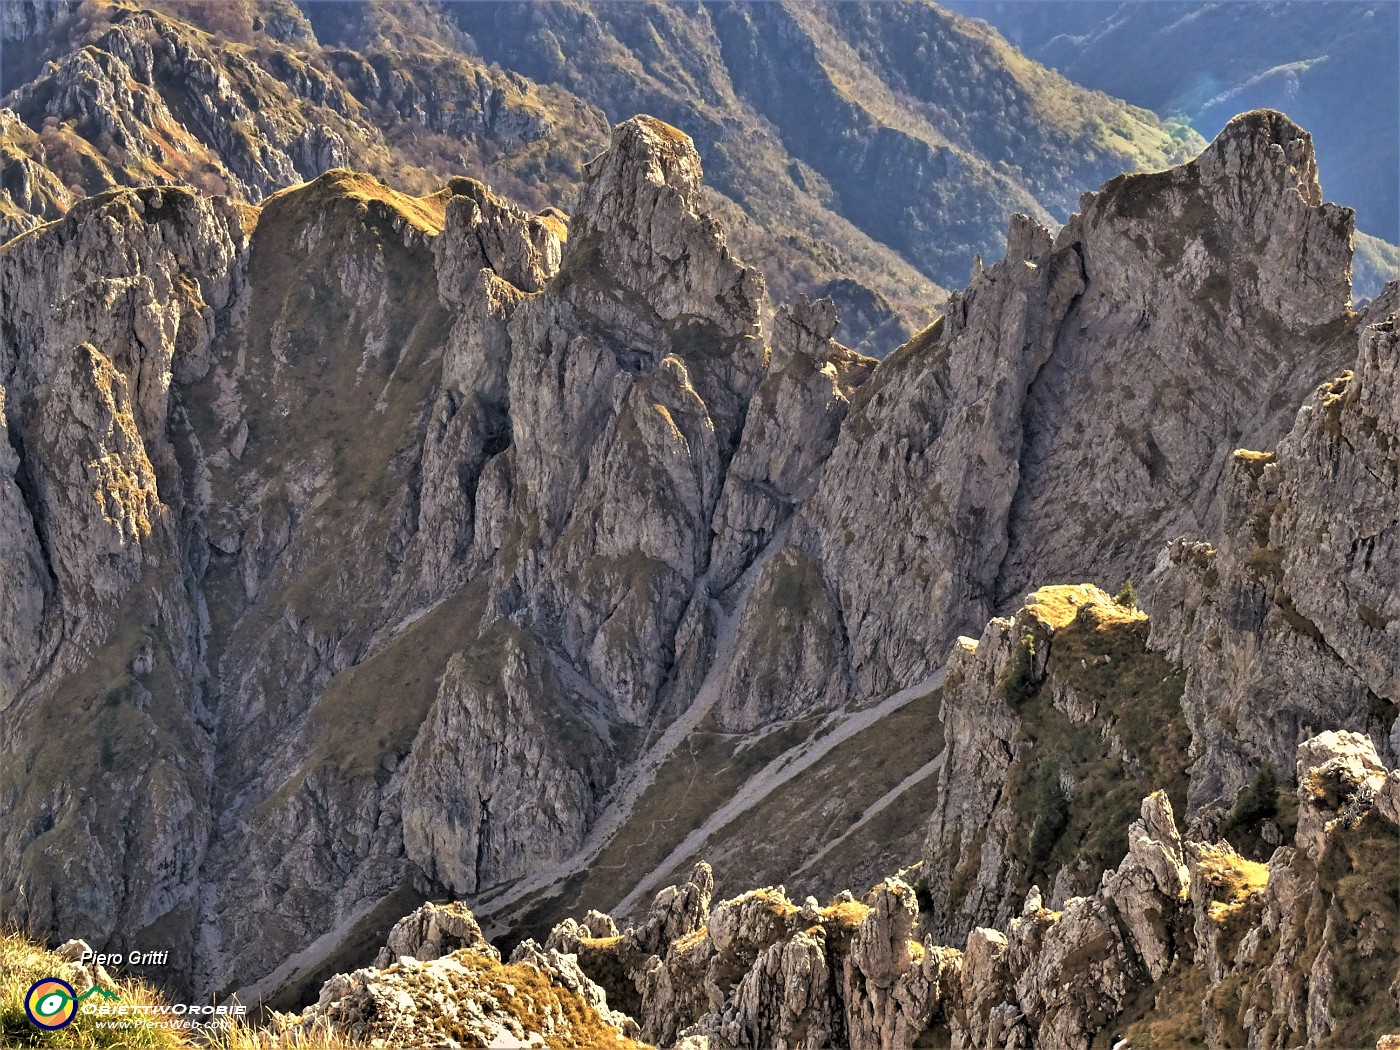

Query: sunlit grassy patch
[1193,845,1269,924]
[1023,583,1146,632]
[1,932,190,1049]
[819,899,871,932]
[262,168,449,234]
[990,584,1191,901]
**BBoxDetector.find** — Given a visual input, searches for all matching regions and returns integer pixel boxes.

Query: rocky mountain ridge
[2,0,1205,352]
[269,726,1397,1049]
[0,89,1396,1050]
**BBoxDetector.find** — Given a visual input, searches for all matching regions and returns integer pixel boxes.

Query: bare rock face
[375,901,497,968]
[996,111,1353,603]
[1150,296,1400,813]
[785,215,1085,704]
[916,613,1033,942]
[1,101,1392,1029]
[736,111,1355,719]
[401,628,614,896]
[0,388,46,709]
[712,543,851,731]
[568,116,765,354]
[0,185,245,967]
[408,267,525,601]
[0,108,793,998]
[433,177,564,300]
[708,294,876,595]
[1109,792,1191,981]
[400,115,772,902]
[708,296,877,730]
[632,861,713,958]
[840,878,958,1050]
[468,114,768,734]
[1188,731,1399,1048]
[6,14,351,203]
[919,584,1191,946]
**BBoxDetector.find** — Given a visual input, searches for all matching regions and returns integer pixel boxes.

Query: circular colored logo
[25,977,77,1030]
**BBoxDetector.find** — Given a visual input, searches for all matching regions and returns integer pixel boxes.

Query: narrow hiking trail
[477,519,947,933]
[611,666,946,915]
[790,751,946,880]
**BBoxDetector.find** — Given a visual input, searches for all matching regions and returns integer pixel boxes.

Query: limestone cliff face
[3,10,355,231]
[0,111,797,996]
[916,310,1400,941]
[0,1,599,243]
[917,585,1191,946]
[397,117,775,913]
[995,111,1353,602]
[274,900,642,1048]
[0,185,246,978]
[709,298,876,730]
[1150,289,1400,814]
[731,111,1355,718]
[3,0,1216,353]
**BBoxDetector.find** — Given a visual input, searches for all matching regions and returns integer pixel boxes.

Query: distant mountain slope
[946,0,1399,243]
[1356,231,1400,303]
[1,0,1201,353]
[431,0,1200,288]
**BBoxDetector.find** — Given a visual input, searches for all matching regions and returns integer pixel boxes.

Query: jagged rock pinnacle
[564,114,765,337]
[1199,109,1323,207]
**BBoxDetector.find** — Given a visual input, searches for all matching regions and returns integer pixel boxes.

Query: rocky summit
[1,0,1211,353]
[0,4,1397,1046]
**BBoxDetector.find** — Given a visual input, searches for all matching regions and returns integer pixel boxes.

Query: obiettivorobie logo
[24,977,119,1030]
[23,974,248,1033]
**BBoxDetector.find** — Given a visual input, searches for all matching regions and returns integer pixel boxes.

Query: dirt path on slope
[790,751,946,881]
[610,665,946,915]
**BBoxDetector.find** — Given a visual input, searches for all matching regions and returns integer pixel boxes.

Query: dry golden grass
[819,899,871,931]
[580,935,622,950]
[262,169,448,234]
[1023,584,1145,632]
[2,930,203,1049]
[209,1024,375,1049]
[1233,449,1276,465]
[535,211,569,242]
[1194,846,1270,923]
[2,931,640,1049]
[672,928,709,954]
[730,888,800,922]
[2,928,367,1049]
[1117,959,1210,1047]
[636,116,692,147]
[1233,448,1278,481]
